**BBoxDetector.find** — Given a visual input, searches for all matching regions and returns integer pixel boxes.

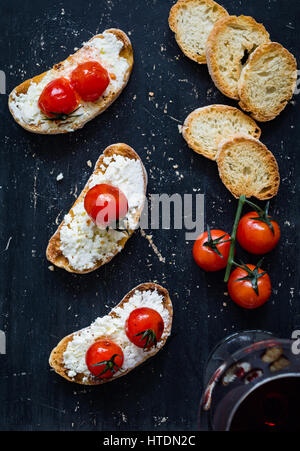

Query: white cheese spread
[59,154,145,271]
[10,32,130,131]
[63,288,171,381]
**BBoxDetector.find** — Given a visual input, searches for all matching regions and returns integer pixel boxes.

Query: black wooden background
[0,0,299,431]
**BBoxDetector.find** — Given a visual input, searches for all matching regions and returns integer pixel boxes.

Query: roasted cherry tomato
[38,77,78,117]
[125,308,164,349]
[84,183,128,229]
[193,228,231,272]
[228,263,271,309]
[71,61,110,102]
[85,339,124,378]
[237,211,280,255]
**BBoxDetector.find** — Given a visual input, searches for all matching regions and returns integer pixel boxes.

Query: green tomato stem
[224,195,246,283]
[244,199,264,214]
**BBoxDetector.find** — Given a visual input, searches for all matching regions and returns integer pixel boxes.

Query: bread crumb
[87,160,92,168]
[56,173,64,181]
[140,229,166,263]
[48,265,55,271]
[154,416,168,426]
[178,124,183,133]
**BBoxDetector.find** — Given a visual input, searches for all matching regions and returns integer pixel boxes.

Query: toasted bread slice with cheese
[49,283,173,385]
[8,29,133,134]
[238,42,297,122]
[46,143,147,273]
[182,105,261,160]
[206,15,270,99]
[217,135,280,200]
[168,0,228,64]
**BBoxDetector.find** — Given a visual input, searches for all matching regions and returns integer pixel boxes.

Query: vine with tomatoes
[193,195,280,309]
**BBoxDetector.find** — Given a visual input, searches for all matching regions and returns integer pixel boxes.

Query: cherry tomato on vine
[71,61,110,102]
[193,228,231,272]
[38,77,79,117]
[237,211,280,255]
[228,262,271,309]
[85,339,124,378]
[125,308,164,349]
[84,183,128,229]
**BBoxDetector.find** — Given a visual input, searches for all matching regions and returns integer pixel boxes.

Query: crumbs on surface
[140,229,166,263]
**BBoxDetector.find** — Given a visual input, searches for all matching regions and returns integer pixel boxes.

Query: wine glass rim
[203,329,276,383]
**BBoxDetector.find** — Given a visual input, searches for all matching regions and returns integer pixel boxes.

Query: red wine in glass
[229,377,300,431]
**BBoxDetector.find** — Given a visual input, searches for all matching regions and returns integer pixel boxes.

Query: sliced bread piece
[206,15,270,99]
[182,105,261,160]
[238,42,297,122]
[216,135,280,200]
[168,0,228,64]
[46,143,147,274]
[9,29,133,134]
[49,283,173,385]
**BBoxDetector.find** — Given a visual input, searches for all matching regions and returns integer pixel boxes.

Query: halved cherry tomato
[85,339,124,379]
[237,211,280,255]
[193,228,231,272]
[71,61,110,102]
[38,77,78,117]
[228,263,271,309]
[84,183,128,229]
[125,308,164,349]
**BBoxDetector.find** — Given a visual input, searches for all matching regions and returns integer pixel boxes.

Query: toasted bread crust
[217,134,280,200]
[169,0,228,64]
[49,283,173,385]
[8,29,133,134]
[206,15,270,99]
[46,143,147,274]
[182,104,261,160]
[238,42,297,122]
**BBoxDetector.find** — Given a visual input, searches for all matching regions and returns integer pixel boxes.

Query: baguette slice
[238,42,297,122]
[8,29,133,134]
[46,143,147,274]
[182,105,261,160]
[49,283,173,385]
[169,0,228,64]
[206,15,270,99]
[217,135,280,200]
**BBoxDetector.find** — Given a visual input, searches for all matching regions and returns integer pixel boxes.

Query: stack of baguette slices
[169,0,297,122]
[182,105,280,200]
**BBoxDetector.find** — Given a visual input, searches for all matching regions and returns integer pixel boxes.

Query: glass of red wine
[199,330,300,431]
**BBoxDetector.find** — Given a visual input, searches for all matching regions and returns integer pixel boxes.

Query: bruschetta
[49,283,173,385]
[9,29,133,134]
[46,143,147,273]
